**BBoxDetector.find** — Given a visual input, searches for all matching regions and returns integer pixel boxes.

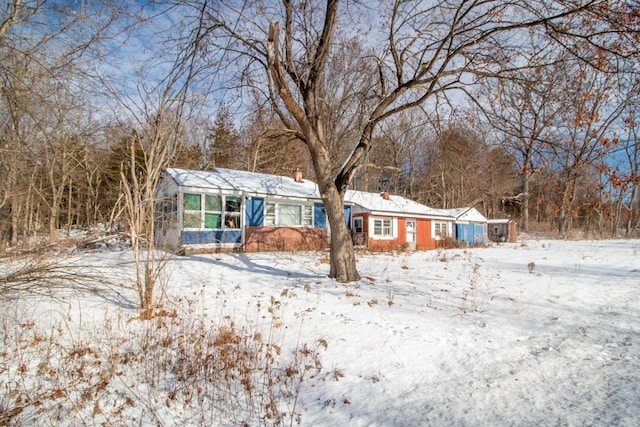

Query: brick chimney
[293,168,303,183]
[381,191,390,200]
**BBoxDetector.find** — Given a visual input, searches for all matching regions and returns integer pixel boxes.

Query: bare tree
[477,54,572,231]
[109,3,214,309]
[0,0,125,246]
[618,107,640,235]
[549,63,629,235]
[185,0,639,281]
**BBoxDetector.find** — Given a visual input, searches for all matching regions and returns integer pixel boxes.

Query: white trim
[432,220,451,240]
[264,199,315,227]
[369,216,395,240]
[180,192,243,231]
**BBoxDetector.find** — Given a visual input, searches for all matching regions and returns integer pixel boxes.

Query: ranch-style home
[154,167,340,253]
[345,189,455,251]
[153,167,491,254]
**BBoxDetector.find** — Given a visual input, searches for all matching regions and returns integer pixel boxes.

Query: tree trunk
[321,183,359,282]
[266,15,360,283]
[521,150,532,232]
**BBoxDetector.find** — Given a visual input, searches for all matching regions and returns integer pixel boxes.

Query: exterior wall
[416,218,438,249]
[508,221,517,242]
[351,213,442,251]
[244,226,328,252]
[488,220,517,243]
[182,230,242,246]
[343,205,352,229]
[154,175,181,248]
[159,189,330,253]
[455,223,488,245]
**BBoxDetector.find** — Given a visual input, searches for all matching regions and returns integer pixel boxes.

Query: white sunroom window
[204,194,222,229]
[224,196,241,228]
[183,193,202,228]
[183,193,241,229]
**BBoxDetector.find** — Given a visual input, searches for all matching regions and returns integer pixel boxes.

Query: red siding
[354,214,441,251]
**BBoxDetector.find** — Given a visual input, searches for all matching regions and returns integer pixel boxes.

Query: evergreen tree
[204,105,240,169]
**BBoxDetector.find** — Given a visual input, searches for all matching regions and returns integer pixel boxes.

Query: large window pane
[183,193,201,210]
[278,204,301,225]
[205,194,221,211]
[204,213,221,229]
[224,213,240,228]
[183,212,201,228]
[225,196,241,212]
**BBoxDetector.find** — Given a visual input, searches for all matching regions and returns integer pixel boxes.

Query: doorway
[406,219,416,250]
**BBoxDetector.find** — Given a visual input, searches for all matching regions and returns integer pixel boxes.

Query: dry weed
[1,294,327,426]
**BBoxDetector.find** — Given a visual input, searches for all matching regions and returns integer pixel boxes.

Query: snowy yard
[2,239,639,426]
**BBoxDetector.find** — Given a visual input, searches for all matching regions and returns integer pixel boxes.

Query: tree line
[1,1,639,263]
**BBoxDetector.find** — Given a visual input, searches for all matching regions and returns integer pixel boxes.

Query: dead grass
[0,293,327,426]
[0,252,112,297]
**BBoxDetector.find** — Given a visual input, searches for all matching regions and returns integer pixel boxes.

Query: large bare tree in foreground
[195,0,638,281]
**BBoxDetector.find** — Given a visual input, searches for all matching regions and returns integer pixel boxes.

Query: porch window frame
[182,192,242,230]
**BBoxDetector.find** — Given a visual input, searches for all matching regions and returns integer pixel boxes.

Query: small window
[353,217,363,233]
[373,218,392,237]
[303,205,313,226]
[224,196,241,229]
[434,222,449,238]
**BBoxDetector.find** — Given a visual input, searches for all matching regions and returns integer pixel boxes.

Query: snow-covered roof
[487,218,515,224]
[345,190,452,219]
[442,207,487,222]
[164,168,321,200]
[164,168,471,219]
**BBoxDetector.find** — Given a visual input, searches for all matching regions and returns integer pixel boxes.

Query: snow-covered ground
[2,239,639,426]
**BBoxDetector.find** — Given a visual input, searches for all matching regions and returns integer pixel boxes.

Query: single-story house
[443,207,488,246]
[154,167,343,253]
[345,190,454,251]
[487,218,517,243]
